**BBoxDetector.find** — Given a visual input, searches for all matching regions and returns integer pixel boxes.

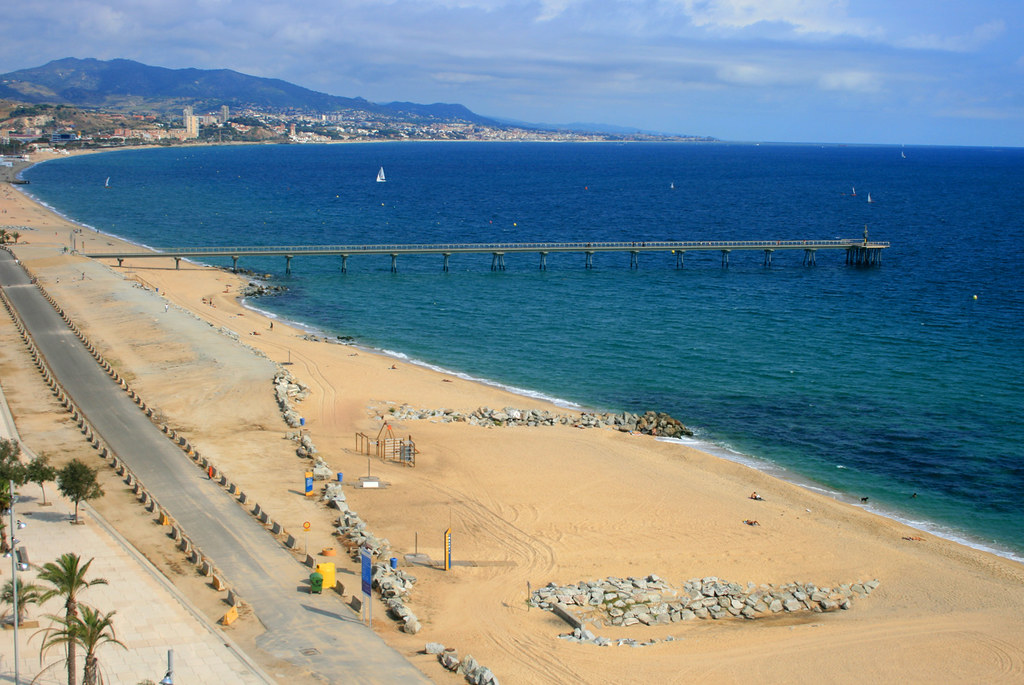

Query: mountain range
[0,57,497,125]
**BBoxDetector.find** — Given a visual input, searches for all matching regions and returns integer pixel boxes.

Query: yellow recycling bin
[316,562,336,591]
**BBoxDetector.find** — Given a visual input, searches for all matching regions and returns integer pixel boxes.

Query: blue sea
[21,142,1024,561]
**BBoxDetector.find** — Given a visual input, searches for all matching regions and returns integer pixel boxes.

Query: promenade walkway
[0,385,272,684]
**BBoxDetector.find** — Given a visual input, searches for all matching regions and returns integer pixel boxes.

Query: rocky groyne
[531,575,880,645]
[380,404,694,438]
[239,280,287,298]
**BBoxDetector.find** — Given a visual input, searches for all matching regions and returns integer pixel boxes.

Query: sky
[2,0,1023,146]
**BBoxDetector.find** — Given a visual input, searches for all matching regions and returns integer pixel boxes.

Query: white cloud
[674,0,876,37]
[432,71,496,83]
[900,20,1005,52]
[818,70,879,93]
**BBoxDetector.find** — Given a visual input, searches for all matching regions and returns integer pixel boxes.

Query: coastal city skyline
[2,1,1023,147]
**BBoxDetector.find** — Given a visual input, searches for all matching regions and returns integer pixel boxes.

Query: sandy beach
[3,150,1024,684]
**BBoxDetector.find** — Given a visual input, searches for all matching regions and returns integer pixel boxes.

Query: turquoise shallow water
[22,142,1024,560]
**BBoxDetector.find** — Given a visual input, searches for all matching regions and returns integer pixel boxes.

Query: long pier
[85,238,889,274]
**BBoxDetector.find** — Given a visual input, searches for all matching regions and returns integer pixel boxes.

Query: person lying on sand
[749,492,764,501]
[743,519,760,526]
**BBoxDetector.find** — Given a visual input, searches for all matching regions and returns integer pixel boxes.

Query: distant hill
[0,57,497,125]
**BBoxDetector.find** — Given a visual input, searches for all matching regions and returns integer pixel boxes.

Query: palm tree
[10,230,20,244]
[37,554,108,685]
[1,577,45,624]
[39,605,126,685]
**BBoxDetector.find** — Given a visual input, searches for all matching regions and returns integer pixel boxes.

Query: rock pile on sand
[274,367,309,428]
[425,643,500,685]
[531,575,880,633]
[380,404,694,438]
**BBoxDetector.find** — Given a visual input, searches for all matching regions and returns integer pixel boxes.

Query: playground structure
[355,423,416,467]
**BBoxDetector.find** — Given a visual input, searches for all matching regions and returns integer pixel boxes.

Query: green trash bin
[309,571,324,594]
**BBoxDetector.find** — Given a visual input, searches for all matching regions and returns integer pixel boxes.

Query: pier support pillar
[803,249,817,266]
[539,252,547,271]
[285,255,293,275]
[675,251,685,269]
[341,254,348,274]
[174,257,181,270]
[630,251,639,269]
[231,256,239,272]
[763,249,774,267]
[720,250,730,268]
[442,253,450,272]
[390,254,398,273]
[491,253,505,271]
[585,251,595,269]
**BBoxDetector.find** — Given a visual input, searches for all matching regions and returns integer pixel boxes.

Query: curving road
[0,249,429,684]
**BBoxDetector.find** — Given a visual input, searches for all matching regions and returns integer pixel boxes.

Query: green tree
[56,459,103,524]
[1,577,45,624]
[37,554,108,685]
[10,231,20,244]
[0,439,29,552]
[39,605,125,685]
[26,454,58,506]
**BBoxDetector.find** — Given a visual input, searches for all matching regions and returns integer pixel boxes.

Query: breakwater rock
[239,280,287,298]
[425,643,500,685]
[531,575,879,634]
[274,367,309,429]
[381,404,694,438]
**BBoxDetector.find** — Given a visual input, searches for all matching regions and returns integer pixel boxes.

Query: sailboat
[670,181,675,190]
[376,167,386,183]
[851,186,856,196]
[901,150,906,159]
[104,177,111,189]
[867,193,874,203]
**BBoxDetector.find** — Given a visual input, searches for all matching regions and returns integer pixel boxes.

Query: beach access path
[0,249,429,683]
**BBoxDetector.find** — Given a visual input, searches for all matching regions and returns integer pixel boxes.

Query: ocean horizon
[20,141,1024,563]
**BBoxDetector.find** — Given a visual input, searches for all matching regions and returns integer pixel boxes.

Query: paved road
[0,250,429,683]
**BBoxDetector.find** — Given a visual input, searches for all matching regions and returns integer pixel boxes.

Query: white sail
[376,167,386,183]
[104,177,110,188]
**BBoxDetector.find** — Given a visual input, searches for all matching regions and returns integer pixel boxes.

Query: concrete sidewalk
[0,385,273,685]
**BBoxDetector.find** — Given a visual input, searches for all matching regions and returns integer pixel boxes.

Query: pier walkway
[85,238,890,273]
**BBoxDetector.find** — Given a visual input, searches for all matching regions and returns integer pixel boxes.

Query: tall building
[184,115,199,139]
[183,105,194,120]
[220,105,230,123]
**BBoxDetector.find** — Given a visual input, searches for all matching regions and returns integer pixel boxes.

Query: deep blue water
[22,142,1024,560]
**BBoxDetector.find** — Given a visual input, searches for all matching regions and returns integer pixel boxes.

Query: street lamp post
[9,479,20,685]
[159,648,173,684]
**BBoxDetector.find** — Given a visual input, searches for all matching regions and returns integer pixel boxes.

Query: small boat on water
[376,167,386,183]
[867,193,874,203]
[104,177,111,189]
[670,181,675,190]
